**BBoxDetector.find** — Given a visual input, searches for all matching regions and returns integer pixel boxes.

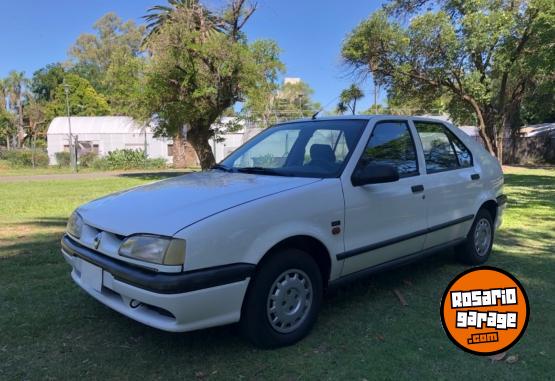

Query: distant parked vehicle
[61,116,506,348]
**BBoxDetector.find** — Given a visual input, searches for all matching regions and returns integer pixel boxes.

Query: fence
[503,135,555,164]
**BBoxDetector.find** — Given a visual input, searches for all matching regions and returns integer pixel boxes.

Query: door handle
[471,174,480,180]
[411,185,424,193]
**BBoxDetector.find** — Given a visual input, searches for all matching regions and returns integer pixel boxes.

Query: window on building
[167,144,174,156]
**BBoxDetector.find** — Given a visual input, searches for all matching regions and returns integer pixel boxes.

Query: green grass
[0,159,200,177]
[0,167,553,380]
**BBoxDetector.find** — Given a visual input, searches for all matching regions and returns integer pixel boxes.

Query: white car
[62,116,506,347]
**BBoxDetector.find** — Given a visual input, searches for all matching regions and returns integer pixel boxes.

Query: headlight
[66,211,83,238]
[119,235,186,265]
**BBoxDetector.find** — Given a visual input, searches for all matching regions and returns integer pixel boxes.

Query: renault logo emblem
[93,232,102,250]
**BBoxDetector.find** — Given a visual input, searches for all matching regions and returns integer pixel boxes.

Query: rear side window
[414,122,473,173]
[358,121,419,177]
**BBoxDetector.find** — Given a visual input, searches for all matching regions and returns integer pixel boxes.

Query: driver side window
[357,121,419,177]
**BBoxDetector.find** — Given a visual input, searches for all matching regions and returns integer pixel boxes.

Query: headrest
[310,144,335,163]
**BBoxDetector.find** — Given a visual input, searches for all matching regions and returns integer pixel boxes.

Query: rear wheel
[456,208,494,265]
[240,248,323,348]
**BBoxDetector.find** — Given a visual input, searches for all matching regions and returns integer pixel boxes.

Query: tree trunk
[464,95,496,157]
[172,132,200,168]
[187,126,216,170]
[16,101,25,147]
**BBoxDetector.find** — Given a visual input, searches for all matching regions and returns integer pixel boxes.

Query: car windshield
[219,120,368,178]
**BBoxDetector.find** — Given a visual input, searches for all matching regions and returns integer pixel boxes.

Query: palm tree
[339,84,364,115]
[143,0,255,44]
[335,101,348,115]
[143,0,224,43]
[6,71,28,147]
[0,78,8,111]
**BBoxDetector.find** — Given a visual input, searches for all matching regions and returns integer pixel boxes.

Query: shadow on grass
[1,221,553,379]
[504,173,555,188]
[0,168,553,379]
[19,217,68,228]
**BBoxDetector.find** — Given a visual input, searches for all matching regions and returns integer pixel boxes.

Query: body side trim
[330,238,466,288]
[336,214,474,260]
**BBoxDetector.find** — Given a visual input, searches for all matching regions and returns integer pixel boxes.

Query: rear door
[411,120,480,249]
[340,119,428,275]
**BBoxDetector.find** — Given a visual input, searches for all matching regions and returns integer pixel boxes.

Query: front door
[340,119,428,275]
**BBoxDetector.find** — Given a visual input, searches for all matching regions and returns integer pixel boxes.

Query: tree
[5,71,28,147]
[336,84,364,115]
[68,13,145,94]
[46,74,110,119]
[0,108,16,148]
[240,40,285,128]
[140,0,278,169]
[103,50,145,115]
[30,63,66,102]
[0,78,9,111]
[342,0,555,161]
[520,75,555,125]
[274,80,321,120]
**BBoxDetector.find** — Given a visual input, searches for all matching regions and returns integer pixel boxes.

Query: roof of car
[278,115,453,124]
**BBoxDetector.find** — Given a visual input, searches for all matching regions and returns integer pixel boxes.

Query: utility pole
[63,80,77,172]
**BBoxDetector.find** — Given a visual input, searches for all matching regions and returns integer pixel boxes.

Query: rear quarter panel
[448,124,504,215]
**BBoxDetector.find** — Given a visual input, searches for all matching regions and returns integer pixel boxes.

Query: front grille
[76,224,125,260]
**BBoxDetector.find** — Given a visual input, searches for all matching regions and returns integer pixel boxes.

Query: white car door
[339,119,428,275]
[411,120,480,249]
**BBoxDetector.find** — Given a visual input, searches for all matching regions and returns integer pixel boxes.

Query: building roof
[520,123,555,137]
[47,116,152,135]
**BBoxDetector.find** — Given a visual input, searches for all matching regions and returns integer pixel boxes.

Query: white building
[46,116,256,166]
[47,116,173,165]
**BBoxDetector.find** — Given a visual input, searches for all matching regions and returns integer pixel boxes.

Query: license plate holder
[81,260,103,292]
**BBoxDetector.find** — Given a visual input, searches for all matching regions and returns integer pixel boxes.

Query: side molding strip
[336,214,474,260]
[330,238,466,289]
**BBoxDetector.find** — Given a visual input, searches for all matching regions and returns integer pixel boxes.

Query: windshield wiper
[211,164,234,172]
[236,167,290,176]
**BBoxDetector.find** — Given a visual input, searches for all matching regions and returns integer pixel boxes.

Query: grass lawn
[0,159,200,177]
[0,167,553,380]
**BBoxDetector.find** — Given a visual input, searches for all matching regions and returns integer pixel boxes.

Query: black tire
[240,248,323,348]
[456,208,494,265]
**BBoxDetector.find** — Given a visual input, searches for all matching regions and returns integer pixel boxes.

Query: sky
[0,0,383,111]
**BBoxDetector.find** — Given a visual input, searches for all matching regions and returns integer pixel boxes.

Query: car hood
[78,171,320,236]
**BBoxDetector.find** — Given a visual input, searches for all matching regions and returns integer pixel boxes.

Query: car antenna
[311,95,339,120]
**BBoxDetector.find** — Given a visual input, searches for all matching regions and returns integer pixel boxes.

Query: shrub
[1,149,49,167]
[90,149,167,170]
[55,151,71,167]
[79,151,98,168]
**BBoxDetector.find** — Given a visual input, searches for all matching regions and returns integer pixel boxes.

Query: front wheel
[456,209,494,265]
[240,248,323,348]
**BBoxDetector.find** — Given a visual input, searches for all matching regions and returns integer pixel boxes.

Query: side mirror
[351,163,400,186]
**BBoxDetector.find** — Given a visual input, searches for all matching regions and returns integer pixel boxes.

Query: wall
[47,132,173,165]
[503,135,555,164]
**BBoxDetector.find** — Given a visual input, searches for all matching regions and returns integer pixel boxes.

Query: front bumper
[61,235,254,332]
